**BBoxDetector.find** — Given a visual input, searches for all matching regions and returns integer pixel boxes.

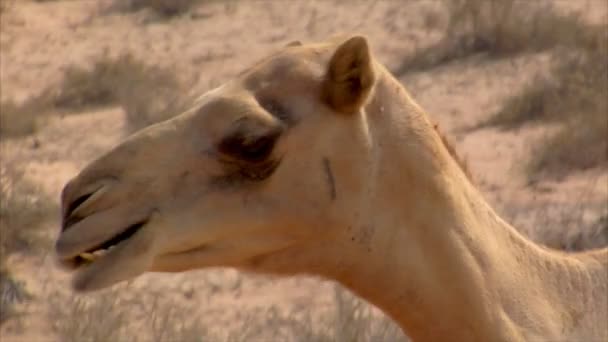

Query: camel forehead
[188,44,336,136]
[189,47,330,130]
[239,47,328,95]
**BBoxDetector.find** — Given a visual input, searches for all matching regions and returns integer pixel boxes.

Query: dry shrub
[49,289,131,342]
[109,0,202,17]
[118,69,187,134]
[49,286,217,342]
[0,98,49,137]
[0,164,55,261]
[0,164,53,324]
[147,299,210,342]
[1,55,134,134]
[236,284,407,341]
[482,25,607,177]
[497,186,608,252]
[528,42,607,177]
[1,54,184,138]
[484,26,607,128]
[225,285,407,341]
[317,287,405,342]
[0,164,53,325]
[53,52,186,134]
[399,0,586,72]
[223,286,405,342]
[529,109,607,178]
[481,78,559,129]
[52,54,180,111]
[48,283,406,341]
[51,60,126,109]
[563,213,608,251]
[0,269,28,325]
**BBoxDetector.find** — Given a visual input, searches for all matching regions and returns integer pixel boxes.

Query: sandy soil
[1,1,606,341]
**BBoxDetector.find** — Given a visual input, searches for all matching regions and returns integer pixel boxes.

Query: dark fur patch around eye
[218,129,279,163]
[257,98,297,127]
[210,158,281,188]
[212,126,283,187]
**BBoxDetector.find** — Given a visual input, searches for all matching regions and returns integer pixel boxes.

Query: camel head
[55,36,383,291]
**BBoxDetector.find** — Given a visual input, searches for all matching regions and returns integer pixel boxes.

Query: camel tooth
[79,252,95,261]
[93,250,106,257]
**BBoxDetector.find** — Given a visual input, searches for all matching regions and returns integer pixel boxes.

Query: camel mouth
[63,220,148,269]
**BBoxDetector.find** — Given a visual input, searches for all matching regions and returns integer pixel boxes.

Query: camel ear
[323,36,375,114]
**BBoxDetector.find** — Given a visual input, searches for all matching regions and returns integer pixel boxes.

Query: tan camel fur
[55,36,607,341]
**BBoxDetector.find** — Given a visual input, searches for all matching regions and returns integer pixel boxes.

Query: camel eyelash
[217,126,283,164]
[257,98,297,126]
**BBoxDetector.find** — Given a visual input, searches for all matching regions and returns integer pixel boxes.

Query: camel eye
[218,130,279,163]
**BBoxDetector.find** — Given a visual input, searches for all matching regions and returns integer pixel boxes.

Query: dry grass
[0,164,55,261]
[0,53,185,138]
[398,0,587,72]
[527,50,607,177]
[47,283,406,342]
[482,25,607,178]
[52,54,180,111]
[528,111,607,179]
[415,0,608,178]
[51,53,186,133]
[49,289,132,342]
[0,164,54,325]
[229,287,404,342]
[117,68,188,134]
[496,181,608,252]
[107,0,203,17]
[0,269,28,325]
[0,98,49,138]
[482,27,607,128]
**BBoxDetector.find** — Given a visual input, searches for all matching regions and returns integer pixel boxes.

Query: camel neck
[330,70,608,341]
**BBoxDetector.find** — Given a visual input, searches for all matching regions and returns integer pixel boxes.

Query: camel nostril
[62,192,93,232]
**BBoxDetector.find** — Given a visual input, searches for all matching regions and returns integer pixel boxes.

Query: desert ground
[1,0,607,341]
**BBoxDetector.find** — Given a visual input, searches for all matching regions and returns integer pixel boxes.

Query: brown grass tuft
[398,0,587,72]
[497,184,608,252]
[0,98,49,138]
[108,0,202,17]
[49,289,131,342]
[0,164,55,261]
[0,53,184,138]
[0,269,28,325]
[47,283,406,341]
[52,53,186,134]
[52,54,179,111]
[116,65,187,134]
[0,164,53,325]
[482,25,607,177]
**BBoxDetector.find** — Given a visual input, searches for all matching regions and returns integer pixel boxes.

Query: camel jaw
[55,218,156,292]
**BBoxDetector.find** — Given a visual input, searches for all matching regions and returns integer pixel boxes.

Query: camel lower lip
[86,220,147,253]
[63,220,148,269]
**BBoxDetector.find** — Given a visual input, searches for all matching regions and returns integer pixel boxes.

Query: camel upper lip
[83,220,148,254]
[62,192,94,230]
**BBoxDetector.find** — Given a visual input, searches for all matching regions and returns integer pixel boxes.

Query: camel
[54,36,607,341]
